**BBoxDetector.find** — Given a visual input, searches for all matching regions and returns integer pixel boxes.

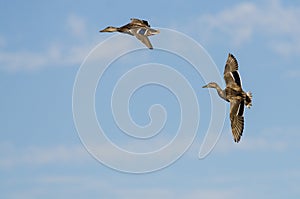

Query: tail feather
[245,91,252,108]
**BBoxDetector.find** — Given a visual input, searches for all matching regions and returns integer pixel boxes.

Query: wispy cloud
[0,142,89,169]
[5,172,241,199]
[213,126,300,154]
[67,14,87,39]
[0,14,140,72]
[115,187,240,199]
[184,189,238,199]
[0,15,97,72]
[191,0,300,56]
[0,43,93,72]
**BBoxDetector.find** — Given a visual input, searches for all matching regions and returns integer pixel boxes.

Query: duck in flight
[99,18,160,49]
[202,53,252,142]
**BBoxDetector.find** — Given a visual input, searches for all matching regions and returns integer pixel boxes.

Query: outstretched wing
[130,18,150,27]
[224,53,242,87]
[229,99,244,142]
[224,53,239,74]
[130,28,153,49]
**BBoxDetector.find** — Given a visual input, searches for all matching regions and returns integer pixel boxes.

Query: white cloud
[0,18,139,72]
[67,15,87,39]
[0,14,98,72]
[0,43,94,72]
[5,172,243,199]
[197,2,257,46]
[184,189,238,199]
[114,187,240,199]
[192,0,300,56]
[0,143,89,169]
[98,181,243,199]
[116,188,175,199]
[213,126,300,154]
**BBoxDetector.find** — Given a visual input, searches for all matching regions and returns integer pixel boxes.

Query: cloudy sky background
[1,0,300,198]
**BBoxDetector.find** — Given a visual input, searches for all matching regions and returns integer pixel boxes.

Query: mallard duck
[99,18,160,49]
[202,53,252,143]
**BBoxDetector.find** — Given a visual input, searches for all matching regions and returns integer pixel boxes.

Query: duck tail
[148,28,160,35]
[245,91,252,108]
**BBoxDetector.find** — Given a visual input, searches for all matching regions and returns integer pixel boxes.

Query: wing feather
[230,100,244,142]
[130,28,153,49]
[224,54,242,87]
[224,53,239,74]
[130,18,150,27]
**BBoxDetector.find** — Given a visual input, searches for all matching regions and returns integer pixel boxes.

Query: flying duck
[202,53,252,142]
[99,18,160,49]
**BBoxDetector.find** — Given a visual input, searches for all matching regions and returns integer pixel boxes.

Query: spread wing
[130,18,150,27]
[130,28,153,49]
[224,53,242,87]
[229,99,244,142]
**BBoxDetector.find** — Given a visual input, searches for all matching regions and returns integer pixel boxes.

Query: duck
[202,53,252,143]
[99,18,160,49]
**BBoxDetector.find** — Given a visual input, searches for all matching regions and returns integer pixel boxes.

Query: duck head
[202,82,218,88]
[99,26,118,32]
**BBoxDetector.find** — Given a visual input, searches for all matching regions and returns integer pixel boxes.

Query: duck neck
[116,27,124,32]
[214,85,227,101]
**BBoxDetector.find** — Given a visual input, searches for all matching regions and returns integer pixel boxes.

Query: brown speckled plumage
[203,53,252,143]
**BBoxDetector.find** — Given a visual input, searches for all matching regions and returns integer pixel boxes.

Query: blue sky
[1,0,300,198]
